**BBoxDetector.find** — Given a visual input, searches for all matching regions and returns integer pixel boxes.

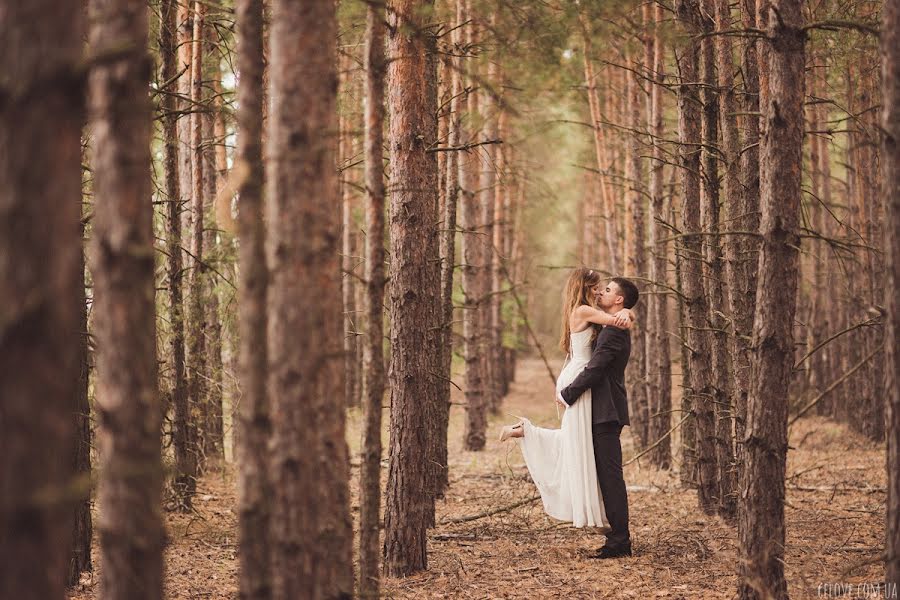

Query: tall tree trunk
[436,0,463,497]
[699,0,736,520]
[0,2,83,597]
[647,3,672,470]
[715,0,748,483]
[88,0,165,596]
[267,0,353,595]
[202,40,224,465]
[69,219,93,585]
[163,0,194,508]
[737,0,804,595]
[341,107,360,410]
[884,0,900,587]
[359,0,386,592]
[492,108,507,399]
[626,63,649,450]
[675,0,716,510]
[186,0,208,480]
[235,0,271,595]
[480,57,498,415]
[713,0,745,518]
[461,9,488,452]
[737,0,762,445]
[383,0,441,576]
[580,13,618,273]
[674,189,696,487]
[177,4,195,272]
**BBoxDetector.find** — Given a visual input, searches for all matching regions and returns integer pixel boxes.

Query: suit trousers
[592,422,631,550]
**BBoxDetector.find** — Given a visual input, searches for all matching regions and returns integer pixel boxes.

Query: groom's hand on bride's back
[612,308,634,329]
[556,392,569,410]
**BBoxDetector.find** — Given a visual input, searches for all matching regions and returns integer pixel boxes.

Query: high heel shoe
[498,422,524,442]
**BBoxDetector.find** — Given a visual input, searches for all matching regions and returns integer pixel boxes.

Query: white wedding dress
[516,327,609,528]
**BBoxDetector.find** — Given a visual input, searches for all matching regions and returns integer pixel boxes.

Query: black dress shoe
[590,545,632,559]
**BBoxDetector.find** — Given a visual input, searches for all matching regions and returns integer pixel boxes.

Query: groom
[556,277,638,559]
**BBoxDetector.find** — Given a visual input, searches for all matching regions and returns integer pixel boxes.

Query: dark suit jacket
[560,325,631,426]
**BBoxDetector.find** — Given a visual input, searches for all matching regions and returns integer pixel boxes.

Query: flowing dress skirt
[516,359,609,528]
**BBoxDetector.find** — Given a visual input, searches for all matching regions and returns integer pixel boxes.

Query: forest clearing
[66,359,886,599]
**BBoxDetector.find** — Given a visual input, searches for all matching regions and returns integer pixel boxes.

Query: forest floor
[70,357,887,599]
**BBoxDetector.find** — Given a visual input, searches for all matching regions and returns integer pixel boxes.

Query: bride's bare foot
[499,422,524,442]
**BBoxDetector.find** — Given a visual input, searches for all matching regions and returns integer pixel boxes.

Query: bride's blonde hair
[559,267,602,352]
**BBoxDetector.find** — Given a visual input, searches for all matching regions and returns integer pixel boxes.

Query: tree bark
[492,108,507,400]
[341,105,360,410]
[699,0,736,520]
[461,8,488,452]
[580,12,619,274]
[884,0,900,588]
[675,0,716,510]
[235,0,272,595]
[359,0,386,593]
[736,0,762,446]
[87,0,165,596]
[177,3,195,273]
[737,0,805,595]
[383,0,442,576]
[0,2,83,597]
[186,1,208,477]
[436,0,463,497]
[161,0,193,508]
[480,56,499,416]
[202,39,224,464]
[626,63,649,450]
[69,220,93,585]
[647,3,672,470]
[267,0,353,595]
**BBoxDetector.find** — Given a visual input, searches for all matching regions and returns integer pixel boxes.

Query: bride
[498,267,632,528]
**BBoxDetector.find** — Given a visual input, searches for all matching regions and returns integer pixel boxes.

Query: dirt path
[70,357,886,599]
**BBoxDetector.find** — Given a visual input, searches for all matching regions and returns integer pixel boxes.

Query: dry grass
[70,357,886,599]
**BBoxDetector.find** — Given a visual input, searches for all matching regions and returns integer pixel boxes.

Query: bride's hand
[613,308,633,329]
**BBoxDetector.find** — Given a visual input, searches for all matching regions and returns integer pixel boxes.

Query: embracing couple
[499,268,639,560]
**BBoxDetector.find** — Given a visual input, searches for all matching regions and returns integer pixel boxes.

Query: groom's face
[598,281,623,309]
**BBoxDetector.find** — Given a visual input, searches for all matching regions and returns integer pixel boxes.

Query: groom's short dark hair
[611,277,639,309]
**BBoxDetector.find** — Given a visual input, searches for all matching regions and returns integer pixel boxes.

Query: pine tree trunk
[626,65,649,450]
[737,0,762,445]
[186,0,208,481]
[177,4,195,272]
[461,9,488,452]
[0,3,83,596]
[359,0,386,592]
[162,0,194,507]
[647,3,672,470]
[673,190,696,488]
[235,0,271,595]
[699,0,736,519]
[579,13,618,274]
[675,0,716,510]
[737,0,804,595]
[884,0,900,587]
[267,0,353,595]
[492,109,507,399]
[88,0,165,596]
[813,89,834,416]
[383,0,442,576]
[341,108,359,410]
[69,218,93,586]
[479,59,498,416]
[202,49,224,464]
[436,0,463,498]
